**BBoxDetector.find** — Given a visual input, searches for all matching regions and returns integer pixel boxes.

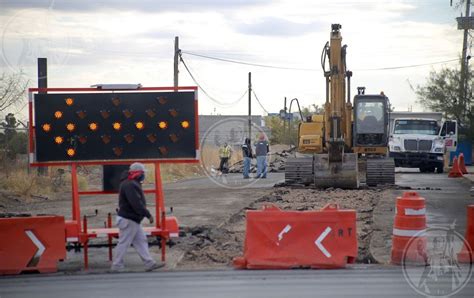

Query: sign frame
[28,86,199,166]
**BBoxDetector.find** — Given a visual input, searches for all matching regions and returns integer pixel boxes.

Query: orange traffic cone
[458,205,474,263]
[448,156,463,178]
[391,191,427,265]
[459,153,468,174]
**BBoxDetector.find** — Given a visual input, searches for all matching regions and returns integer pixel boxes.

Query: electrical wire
[251,89,270,115]
[181,51,318,71]
[179,53,248,106]
[183,50,459,72]
[354,58,459,71]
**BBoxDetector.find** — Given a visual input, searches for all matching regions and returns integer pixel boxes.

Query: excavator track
[284,157,314,186]
[366,158,395,187]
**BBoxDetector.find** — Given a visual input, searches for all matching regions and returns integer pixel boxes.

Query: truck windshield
[393,120,439,135]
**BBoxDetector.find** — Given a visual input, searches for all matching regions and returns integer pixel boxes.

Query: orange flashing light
[66,148,75,157]
[158,121,167,129]
[54,111,63,119]
[89,122,98,131]
[113,122,121,131]
[135,121,145,130]
[42,123,51,132]
[54,136,63,144]
[181,120,190,129]
[65,98,74,106]
[66,123,75,132]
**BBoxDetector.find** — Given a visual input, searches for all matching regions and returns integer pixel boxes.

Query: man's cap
[129,162,146,172]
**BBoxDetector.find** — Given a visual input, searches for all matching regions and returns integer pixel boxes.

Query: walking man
[111,162,164,272]
[255,134,269,178]
[218,142,232,174]
[242,138,253,179]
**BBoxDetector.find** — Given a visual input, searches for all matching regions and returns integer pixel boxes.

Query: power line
[251,89,270,114]
[179,53,248,106]
[182,50,459,72]
[181,51,318,71]
[354,58,459,71]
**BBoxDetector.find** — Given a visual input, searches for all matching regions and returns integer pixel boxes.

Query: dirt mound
[177,187,388,268]
[228,147,296,174]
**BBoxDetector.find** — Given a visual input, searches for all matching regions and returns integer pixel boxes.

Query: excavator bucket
[314,153,359,189]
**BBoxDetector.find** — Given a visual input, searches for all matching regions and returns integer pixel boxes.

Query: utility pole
[174,36,179,91]
[37,58,48,176]
[248,72,252,141]
[456,0,472,116]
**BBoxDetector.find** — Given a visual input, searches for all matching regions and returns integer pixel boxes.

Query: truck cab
[389,118,457,173]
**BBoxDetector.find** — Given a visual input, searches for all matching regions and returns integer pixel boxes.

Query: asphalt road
[395,168,472,234]
[2,170,473,297]
[1,266,473,298]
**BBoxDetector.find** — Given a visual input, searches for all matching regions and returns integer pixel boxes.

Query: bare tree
[0,72,29,115]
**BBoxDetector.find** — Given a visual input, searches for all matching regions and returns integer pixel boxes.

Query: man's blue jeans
[243,157,251,178]
[256,156,267,178]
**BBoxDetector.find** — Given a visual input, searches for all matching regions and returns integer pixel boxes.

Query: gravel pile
[176,187,389,268]
[228,148,295,174]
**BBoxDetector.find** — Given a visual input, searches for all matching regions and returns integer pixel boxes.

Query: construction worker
[242,138,253,179]
[255,134,269,178]
[218,142,233,174]
[111,162,164,272]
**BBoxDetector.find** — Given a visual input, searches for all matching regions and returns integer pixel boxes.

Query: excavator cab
[353,93,390,152]
[353,90,394,186]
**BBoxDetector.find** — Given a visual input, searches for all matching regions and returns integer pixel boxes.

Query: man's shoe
[261,176,267,179]
[243,176,249,179]
[145,262,165,272]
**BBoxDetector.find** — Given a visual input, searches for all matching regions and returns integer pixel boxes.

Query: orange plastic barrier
[391,192,427,265]
[448,156,463,178]
[0,216,66,275]
[459,153,468,175]
[233,204,357,269]
[458,205,474,263]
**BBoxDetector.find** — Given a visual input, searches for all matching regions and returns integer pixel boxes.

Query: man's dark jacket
[117,172,151,224]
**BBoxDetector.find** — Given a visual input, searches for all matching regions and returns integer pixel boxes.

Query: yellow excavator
[285,24,394,188]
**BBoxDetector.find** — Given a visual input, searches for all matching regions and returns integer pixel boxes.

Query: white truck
[388,112,457,173]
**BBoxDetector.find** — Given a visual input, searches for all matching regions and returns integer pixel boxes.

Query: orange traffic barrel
[448,156,463,178]
[458,205,474,263]
[391,191,427,265]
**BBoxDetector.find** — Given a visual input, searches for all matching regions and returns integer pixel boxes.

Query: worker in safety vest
[218,142,233,174]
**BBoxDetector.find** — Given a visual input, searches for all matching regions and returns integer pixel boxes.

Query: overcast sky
[0,0,467,118]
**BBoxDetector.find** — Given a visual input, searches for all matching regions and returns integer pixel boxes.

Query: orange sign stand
[0,216,66,275]
[66,162,181,269]
[233,204,357,269]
